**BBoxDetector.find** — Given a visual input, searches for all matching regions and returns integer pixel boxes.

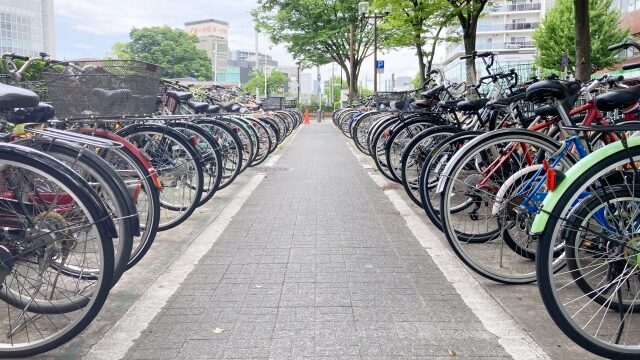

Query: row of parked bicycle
[0,53,301,357]
[335,41,640,360]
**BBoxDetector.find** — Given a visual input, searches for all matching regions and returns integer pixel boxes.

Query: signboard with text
[186,21,229,39]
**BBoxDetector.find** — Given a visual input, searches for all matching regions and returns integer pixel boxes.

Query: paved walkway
[123,124,512,360]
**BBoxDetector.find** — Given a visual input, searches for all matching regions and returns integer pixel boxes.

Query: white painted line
[347,141,550,360]
[84,173,265,360]
[85,124,302,359]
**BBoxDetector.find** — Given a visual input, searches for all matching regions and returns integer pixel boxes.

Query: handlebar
[9,54,29,61]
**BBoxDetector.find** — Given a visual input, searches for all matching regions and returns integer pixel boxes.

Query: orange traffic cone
[304,109,310,125]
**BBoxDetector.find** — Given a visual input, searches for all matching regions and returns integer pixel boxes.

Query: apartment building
[185,19,230,82]
[442,0,555,82]
[0,0,55,57]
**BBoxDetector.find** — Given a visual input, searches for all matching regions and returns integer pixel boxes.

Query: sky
[53,0,432,90]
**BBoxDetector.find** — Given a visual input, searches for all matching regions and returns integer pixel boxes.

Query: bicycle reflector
[543,159,565,191]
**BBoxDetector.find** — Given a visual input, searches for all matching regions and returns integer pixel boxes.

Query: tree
[323,76,348,104]
[376,0,457,83]
[574,0,591,81]
[446,0,491,85]
[253,0,380,101]
[242,69,289,97]
[533,0,628,77]
[112,26,212,80]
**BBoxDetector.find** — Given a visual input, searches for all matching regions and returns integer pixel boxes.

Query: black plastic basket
[262,96,284,111]
[42,60,163,118]
[374,91,411,108]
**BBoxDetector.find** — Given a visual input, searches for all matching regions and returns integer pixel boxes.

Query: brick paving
[123,124,512,360]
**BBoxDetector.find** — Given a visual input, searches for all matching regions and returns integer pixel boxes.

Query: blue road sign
[376,60,384,70]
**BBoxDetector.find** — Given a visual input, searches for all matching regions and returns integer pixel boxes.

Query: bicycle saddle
[456,98,489,112]
[528,81,581,116]
[187,100,209,113]
[10,103,55,124]
[206,104,221,114]
[437,99,463,111]
[421,85,445,99]
[0,83,39,110]
[526,80,580,103]
[595,85,640,111]
[486,93,526,109]
[166,91,193,101]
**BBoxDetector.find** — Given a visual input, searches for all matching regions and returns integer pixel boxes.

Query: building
[0,0,55,57]
[442,0,554,82]
[185,19,229,82]
[278,65,300,96]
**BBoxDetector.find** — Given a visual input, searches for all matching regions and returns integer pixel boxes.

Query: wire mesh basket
[41,60,163,118]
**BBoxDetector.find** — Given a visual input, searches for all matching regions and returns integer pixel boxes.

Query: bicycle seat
[437,99,463,111]
[206,104,221,114]
[486,93,526,109]
[595,85,640,111]
[187,101,209,113]
[166,91,193,101]
[421,85,445,99]
[0,83,39,110]
[414,99,435,108]
[456,98,489,112]
[530,81,581,117]
[526,80,580,103]
[391,100,406,111]
[10,103,55,124]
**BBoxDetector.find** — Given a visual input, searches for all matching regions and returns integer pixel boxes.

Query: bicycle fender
[530,136,640,234]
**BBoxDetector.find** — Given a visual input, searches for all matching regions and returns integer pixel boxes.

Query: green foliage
[323,76,348,104]
[375,0,457,79]
[110,41,131,60]
[254,0,373,67]
[242,69,289,96]
[359,88,373,97]
[533,0,628,74]
[411,72,423,89]
[113,26,212,80]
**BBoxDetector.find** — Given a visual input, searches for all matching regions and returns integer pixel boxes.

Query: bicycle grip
[459,55,472,60]
[10,54,29,61]
[623,62,640,71]
[608,43,627,51]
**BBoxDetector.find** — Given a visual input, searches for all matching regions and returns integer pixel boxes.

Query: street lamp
[359,1,390,94]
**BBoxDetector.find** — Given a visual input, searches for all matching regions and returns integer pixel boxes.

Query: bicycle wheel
[197,119,243,189]
[385,118,437,183]
[168,122,222,206]
[439,129,572,284]
[401,125,461,207]
[245,118,271,166]
[371,118,400,181]
[0,144,114,357]
[421,131,483,230]
[15,138,133,285]
[72,128,160,270]
[218,117,255,172]
[536,141,640,359]
[117,124,203,231]
[99,144,160,270]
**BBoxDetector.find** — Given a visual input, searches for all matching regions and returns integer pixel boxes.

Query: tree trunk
[463,28,477,86]
[416,42,426,86]
[574,0,591,81]
[348,23,356,102]
[426,26,444,77]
